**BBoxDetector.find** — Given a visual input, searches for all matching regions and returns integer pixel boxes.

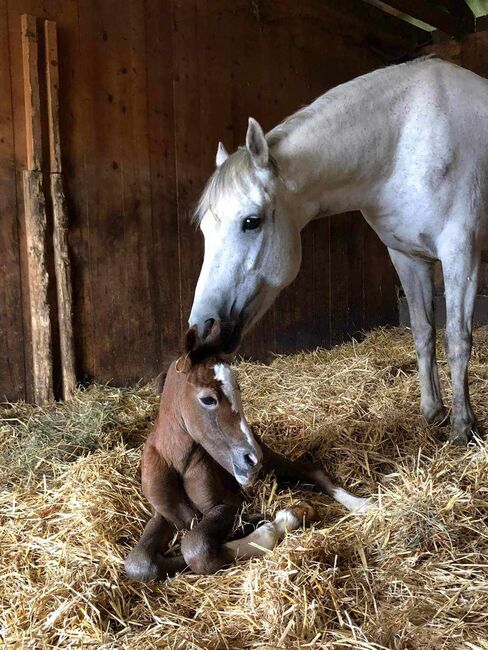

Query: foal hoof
[288,502,317,526]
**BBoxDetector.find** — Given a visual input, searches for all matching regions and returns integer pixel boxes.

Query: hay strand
[1,327,487,648]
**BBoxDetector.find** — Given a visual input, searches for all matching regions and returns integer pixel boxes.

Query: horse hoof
[288,502,317,526]
[124,551,159,582]
[423,405,448,426]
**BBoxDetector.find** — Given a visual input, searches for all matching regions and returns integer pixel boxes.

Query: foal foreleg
[440,237,480,444]
[388,248,445,423]
[180,503,238,574]
[124,513,185,581]
[260,441,371,512]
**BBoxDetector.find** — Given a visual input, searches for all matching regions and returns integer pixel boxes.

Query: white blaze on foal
[213,362,260,463]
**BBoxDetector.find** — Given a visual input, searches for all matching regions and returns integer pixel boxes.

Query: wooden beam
[379,0,474,37]
[45,19,76,400]
[21,14,54,404]
[21,14,42,171]
[22,170,54,404]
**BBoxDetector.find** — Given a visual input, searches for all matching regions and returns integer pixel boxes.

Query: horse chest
[182,447,242,515]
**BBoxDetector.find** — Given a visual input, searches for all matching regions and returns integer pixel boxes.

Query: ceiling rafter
[368,0,475,37]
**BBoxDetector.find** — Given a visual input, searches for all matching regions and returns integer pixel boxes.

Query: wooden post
[45,19,76,400]
[21,14,54,404]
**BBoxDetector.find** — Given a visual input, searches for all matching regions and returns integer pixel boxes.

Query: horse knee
[444,328,472,364]
[181,534,225,575]
[124,548,160,582]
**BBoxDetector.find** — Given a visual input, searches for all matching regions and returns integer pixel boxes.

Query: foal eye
[242,216,261,232]
[200,396,217,407]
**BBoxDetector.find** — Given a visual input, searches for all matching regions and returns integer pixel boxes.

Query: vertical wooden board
[143,0,180,370]
[44,19,61,173]
[196,0,234,179]
[22,169,54,404]
[172,0,203,337]
[40,0,95,384]
[260,0,298,355]
[0,0,25,401]
[278,0,330,352]
[20,13,42,171]
[7,1,38,403]
[329,212,364,345]
[363,221,398,329]
[114,0,158,383]
[76,0,157,385]
[229,0,276,360]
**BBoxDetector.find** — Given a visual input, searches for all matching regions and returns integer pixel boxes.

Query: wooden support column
[45,19,76,400]
[21,14,54,404]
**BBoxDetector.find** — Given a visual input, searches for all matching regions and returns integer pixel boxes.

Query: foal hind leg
[260,440,371,513]
[439,237,480,444]
[388,248,445,424]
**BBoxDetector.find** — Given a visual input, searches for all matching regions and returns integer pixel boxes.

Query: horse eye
[242,216,261,232]
[200,396,217,407]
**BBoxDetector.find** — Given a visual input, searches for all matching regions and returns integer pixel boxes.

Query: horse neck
[269,71,407,225]
[154,364,195,469]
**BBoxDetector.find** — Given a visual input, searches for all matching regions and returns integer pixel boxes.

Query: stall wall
[0,0,405,401]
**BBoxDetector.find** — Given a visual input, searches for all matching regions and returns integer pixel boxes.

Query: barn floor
[1,327,487,649]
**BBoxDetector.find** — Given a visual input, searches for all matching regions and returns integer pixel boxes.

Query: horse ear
[216,142,229,168]
[246,117,268,168]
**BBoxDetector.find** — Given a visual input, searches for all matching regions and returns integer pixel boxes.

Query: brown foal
[125,323,370,582]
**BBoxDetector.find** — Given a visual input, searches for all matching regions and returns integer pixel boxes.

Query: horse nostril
[203,318,215,338]
[244,453,258,468]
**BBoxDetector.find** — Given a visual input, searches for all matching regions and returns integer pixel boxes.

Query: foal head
[176,322,263,487]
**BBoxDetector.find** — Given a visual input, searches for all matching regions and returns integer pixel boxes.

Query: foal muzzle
[232,447,263,487]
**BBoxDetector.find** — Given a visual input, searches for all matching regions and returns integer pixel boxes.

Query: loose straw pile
[1,327,487,649]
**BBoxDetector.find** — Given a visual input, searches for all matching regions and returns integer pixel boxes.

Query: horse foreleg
[124,513,185,581]
[440,237,480,444]
[223,505,315,560]
[180,503,238,574]
[388,248,446,424]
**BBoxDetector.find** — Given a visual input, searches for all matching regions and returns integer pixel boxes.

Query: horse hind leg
[439,235,480,444]
[388,248,446,424]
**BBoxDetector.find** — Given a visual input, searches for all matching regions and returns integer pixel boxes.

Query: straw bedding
[1,327,487,649]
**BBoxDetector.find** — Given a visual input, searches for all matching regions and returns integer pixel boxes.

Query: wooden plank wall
[422,32,488,296]
[0,0,401,402]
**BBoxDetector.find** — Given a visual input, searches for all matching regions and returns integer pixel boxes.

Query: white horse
[189,56,488,445]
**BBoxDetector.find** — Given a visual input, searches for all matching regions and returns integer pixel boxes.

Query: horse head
[189,118,303,352]
[175,320,263,486]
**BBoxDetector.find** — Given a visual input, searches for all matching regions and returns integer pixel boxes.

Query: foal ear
[203,319,222,348]
[246,117,268,168]
[184,326,198,355]
[216,141,229,168]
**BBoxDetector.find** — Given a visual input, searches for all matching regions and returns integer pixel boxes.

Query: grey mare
[189,57,488,444]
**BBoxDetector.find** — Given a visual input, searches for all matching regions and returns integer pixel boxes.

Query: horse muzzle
[232,447,263,487]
